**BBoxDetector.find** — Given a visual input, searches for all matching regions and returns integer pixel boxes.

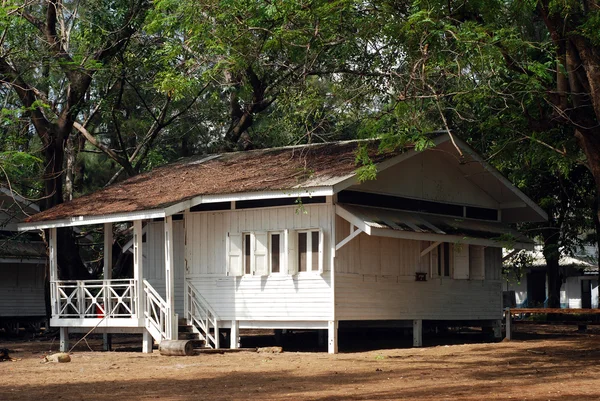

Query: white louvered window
[228,231,288,276]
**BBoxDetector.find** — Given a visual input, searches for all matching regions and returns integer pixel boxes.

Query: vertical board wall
[185,204,333,321]
[334,215,503,321]
[0,262,46,317]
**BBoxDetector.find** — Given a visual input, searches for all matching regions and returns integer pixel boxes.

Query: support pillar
[328,320,338,354]
[505,308,512,340]
[164,216,176,340]
[103,223,113,350]
[59,327,69,352]
[230,320,239,349]
[318,329,326,348]
[492,319,502,340]
[413,319,423,347]
[103,334,112,351]
[142,329,153,353]
[48,228,58,316]
[133,220,144,323]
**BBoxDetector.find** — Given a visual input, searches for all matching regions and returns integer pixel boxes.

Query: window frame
[242,232,252,276]
[296,228,323,274]
[268,231,284,275]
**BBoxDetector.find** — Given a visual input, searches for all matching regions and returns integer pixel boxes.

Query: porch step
[178,324,202,342]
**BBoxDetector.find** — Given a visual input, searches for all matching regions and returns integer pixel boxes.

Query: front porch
[47,217,219,353]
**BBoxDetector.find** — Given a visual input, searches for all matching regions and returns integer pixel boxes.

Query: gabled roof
[21,140,397,228]
[19,134,548,230]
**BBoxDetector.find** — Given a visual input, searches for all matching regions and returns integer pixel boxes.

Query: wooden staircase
[178,318,207,349]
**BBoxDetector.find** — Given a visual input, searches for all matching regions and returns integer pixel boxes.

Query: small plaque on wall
[415,272,427,281]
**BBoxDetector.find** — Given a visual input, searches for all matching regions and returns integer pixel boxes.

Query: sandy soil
[2,325,600,401]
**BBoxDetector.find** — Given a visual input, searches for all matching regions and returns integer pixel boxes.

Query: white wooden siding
[0,262,46,317]
[186,204,333,321]
[186,204,332,276]
[143,220,185,315]
[349,151,498,208]
[188,275,332,321]
[335,214,504,320]
[335,274,502,320]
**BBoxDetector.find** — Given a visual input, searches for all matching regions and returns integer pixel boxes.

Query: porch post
[164,215,176,340]
[133,220,144,323]
[103,222,113,279]
[103,223,112,351]
[48,227,58,316]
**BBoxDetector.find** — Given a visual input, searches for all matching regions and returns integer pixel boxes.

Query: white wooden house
[18,134,546,353]
[505,245,599,308]
[0,188,47,331]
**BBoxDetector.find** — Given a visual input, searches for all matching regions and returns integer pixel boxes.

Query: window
[227,229,323,276]
[270,232,283,273]
[431,242,452,278]
[430,242,486,280]
[297,230,321,273]
[243,233,251,275]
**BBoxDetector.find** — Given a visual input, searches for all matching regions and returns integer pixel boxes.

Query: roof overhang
[336,204,534,250]
[18,186,334,230]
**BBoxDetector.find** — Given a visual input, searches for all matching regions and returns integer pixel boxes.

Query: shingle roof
[25,140,398,224]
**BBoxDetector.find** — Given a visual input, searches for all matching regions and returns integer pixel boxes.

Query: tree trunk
[543,230,562,308]
[42,133,88,280]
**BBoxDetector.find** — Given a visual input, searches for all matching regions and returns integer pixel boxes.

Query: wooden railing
[143,279,170,343]
[52,279,137,319]
[186,280,220,348]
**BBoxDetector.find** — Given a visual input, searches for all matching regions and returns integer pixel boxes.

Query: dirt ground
[2,325,600,401]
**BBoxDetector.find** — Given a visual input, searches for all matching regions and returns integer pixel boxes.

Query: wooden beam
[164,215,176,340]
[335,228,363,251]
[133,220,143,321]
[335,205,371,235]
[49,228,58,316]
[420,241,442,258]
[103,222,112,280]
[502,249,519,262]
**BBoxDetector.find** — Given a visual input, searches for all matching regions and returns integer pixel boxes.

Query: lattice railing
[51,279,137,319]
[143,279,170,343]
[186,280,220,348]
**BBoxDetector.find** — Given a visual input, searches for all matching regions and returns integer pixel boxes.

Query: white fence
[52,279,137,319]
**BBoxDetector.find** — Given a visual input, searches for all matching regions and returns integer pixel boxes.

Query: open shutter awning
[336,204,534,250]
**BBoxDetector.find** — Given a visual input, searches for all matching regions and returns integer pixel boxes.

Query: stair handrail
[143,279,169,343]
[185,280,220,348]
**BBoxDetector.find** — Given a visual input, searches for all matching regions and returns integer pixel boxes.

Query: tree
[0,0,150,277]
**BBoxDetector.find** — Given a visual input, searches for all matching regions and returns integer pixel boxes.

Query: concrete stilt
[59,327,69,352]
[328,320,338,354]
[413,319,423,347]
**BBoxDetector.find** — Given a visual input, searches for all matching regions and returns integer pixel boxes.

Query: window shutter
[254,232,268,276]
[469,245,485,280]
[453,244,470,279]
[227,233,243,276]
[287,229,297,275]
[317,229,324,274]
[430,244,439,277]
